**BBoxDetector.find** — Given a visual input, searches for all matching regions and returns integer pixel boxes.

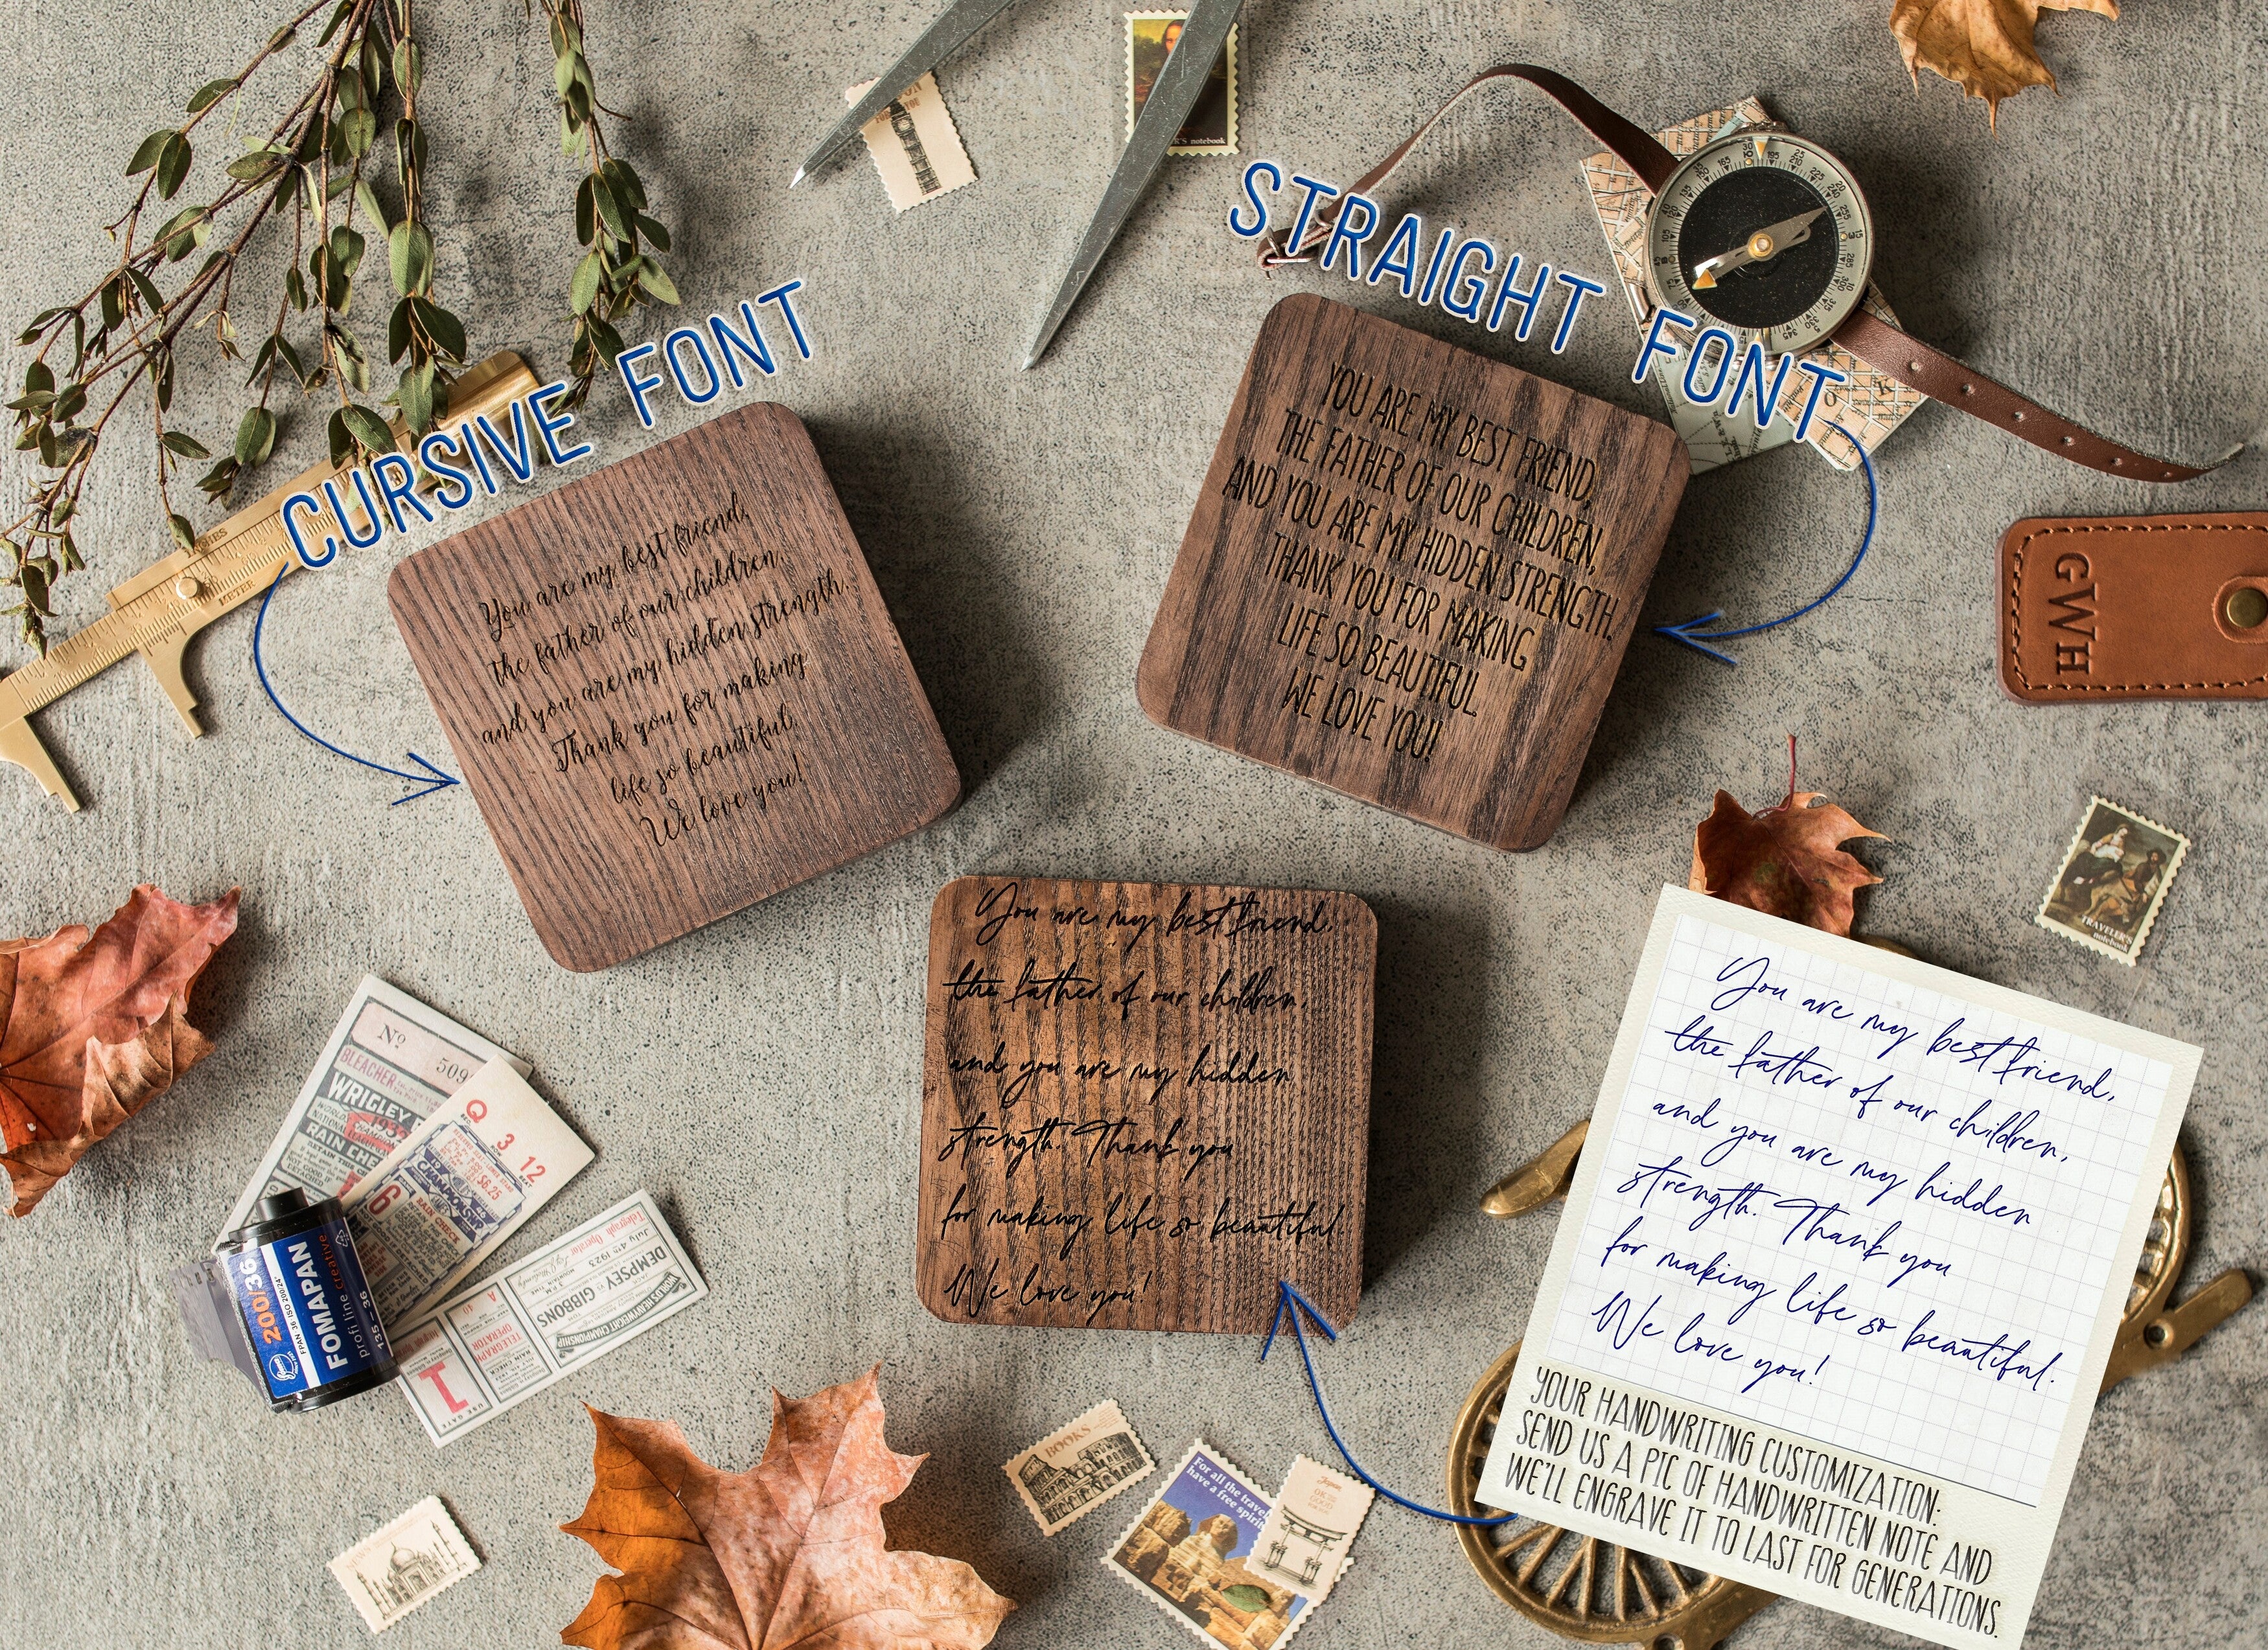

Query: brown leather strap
[1258,63,1678,265]
[1830,308,2226,483]
[1260,63,2235,482]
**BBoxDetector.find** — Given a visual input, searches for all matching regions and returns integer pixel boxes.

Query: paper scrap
[1104,1440,1319,1646]
[846,73,975,211]
[327,1495,480,1633]
[1004,1399,1156,1535]
[391,1190,706,1446]
[1251,1455,1372,1602]
[222,976,528,1237]
[1476,886,2199,1650]
[344,1059,594,1326]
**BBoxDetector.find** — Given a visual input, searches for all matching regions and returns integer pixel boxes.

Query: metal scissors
[793,0,1242,368]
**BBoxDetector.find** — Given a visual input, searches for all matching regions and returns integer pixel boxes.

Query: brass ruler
[0,350,537,811]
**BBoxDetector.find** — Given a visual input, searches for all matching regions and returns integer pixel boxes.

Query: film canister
[219,1188,399,1411]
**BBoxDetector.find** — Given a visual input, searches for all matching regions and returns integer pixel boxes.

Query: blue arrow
[251,570,461,805]
[1261,1281,1513,1526]
[1654,422,1879,667]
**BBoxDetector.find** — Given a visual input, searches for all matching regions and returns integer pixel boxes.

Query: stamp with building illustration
[327,1495,480,1633]
[1249,1456,1372,1602]
[1105,1441,1319,1648]
[1004,1398,1157,1536]
[2037,796,2190,965]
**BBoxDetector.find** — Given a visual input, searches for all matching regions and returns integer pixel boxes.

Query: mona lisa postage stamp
[1105,1440,1323,1647]
[2037,797,2190,965]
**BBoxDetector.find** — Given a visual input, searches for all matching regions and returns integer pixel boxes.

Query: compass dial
[1643,130,1875,356]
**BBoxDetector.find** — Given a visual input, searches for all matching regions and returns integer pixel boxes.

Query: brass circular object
[172,573,203,600]
[1746,231,1775,260]
[1452,1149,2192,1649]
[2224,585,2268,630]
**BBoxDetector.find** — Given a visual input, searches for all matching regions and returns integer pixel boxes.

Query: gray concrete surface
[3,1,2264,1645]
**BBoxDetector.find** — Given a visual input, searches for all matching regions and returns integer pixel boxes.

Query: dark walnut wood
[917,876,1374,1333]
[1140,293,1688,851]
[389,402,958,971]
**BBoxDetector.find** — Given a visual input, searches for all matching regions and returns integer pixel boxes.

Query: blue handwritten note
[1477,888,2197,1650]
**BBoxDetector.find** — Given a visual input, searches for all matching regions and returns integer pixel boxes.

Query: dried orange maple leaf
[561,1367,1015,1650]
[1889,0,2119,126]
[1690,751,1884,936]
[1,884,240,1217]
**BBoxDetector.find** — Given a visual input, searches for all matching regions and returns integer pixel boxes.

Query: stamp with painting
[2037,796,2189,965]
[1128,12,1237,154]
[1104,1441,1319,1647]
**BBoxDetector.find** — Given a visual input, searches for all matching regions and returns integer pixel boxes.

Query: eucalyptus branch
[4,0,673,657]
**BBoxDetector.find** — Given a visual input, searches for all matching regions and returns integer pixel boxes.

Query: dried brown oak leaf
[0,884,240,1217]
[1691,760,1884,937]
[561,1367,1015,1650]
[1890,0,2119,126]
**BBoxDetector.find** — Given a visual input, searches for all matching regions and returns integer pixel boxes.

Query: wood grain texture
[388,403,958,971]
[1139,293,1688,851]
[918,876,1374,1333]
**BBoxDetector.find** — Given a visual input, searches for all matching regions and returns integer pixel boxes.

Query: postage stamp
[1127,13,1238,155]
[846,72,977,211]
[2036,796,2190,965]
[1104,1440,1317,1647]
[1249,1456,1372,1602]
[1004,1398,1157,1535]
[327,1495,480,1633]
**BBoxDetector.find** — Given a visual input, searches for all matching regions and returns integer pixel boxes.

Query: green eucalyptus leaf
[126,268,166,315]
[601,159,647,212]
[335,66,364,111]
[396,117,427,177]
[564,78,591,122]
[316,0,353,47]
[267,23,296,51]
[19,562,49,613]
[52,384,86,422]
[340,107,376,159]
[356,178,391,233]
[327,407,353,466]
[186,77,237,115]
[399,358,435,433]
[554,49,579,100]
[588,174,627,242]
[168,512,197,551]
[574,174,597,246]
[570,249,603,315]
[285,264,309,312]
[126,129,174,176]
[393,41,422,100]
[340,400,395,455]
[160,430,210,459]
[635,214,671,252]
[362,34,384,95]
[411,297,465,361]
[155,132,193,199]
[25,361,54,396]
[226,149,286,182]
[275,334,309,384]
[331,223,366,275]
[197,457,240,498]
[235,405,277,465]
[634,258,679,305]
[388,295,412,363]
[389,221,433,295]
[154,348,176,411]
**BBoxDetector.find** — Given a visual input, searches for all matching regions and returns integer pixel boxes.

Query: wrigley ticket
[345,1060,592,1325]
[391,1191,706,1446]
[223,977,528,1237]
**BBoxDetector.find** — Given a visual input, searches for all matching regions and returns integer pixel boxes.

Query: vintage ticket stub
[391,1190,706,1446]
[1004,1399,1156,1535]
[344,1060,592,1325]
[327,1495,481,1633]
[1251,1455,1373,1602]
[223,977,528,1236]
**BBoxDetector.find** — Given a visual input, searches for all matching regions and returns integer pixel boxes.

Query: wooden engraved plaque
[389,403,958,971]
[1140,294,1688,850]
[917,876,1374,1333]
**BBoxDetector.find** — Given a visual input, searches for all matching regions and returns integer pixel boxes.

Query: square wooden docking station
[388,402,958,971]
[917,876,1375,1333]
[1139,293,1688,851]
